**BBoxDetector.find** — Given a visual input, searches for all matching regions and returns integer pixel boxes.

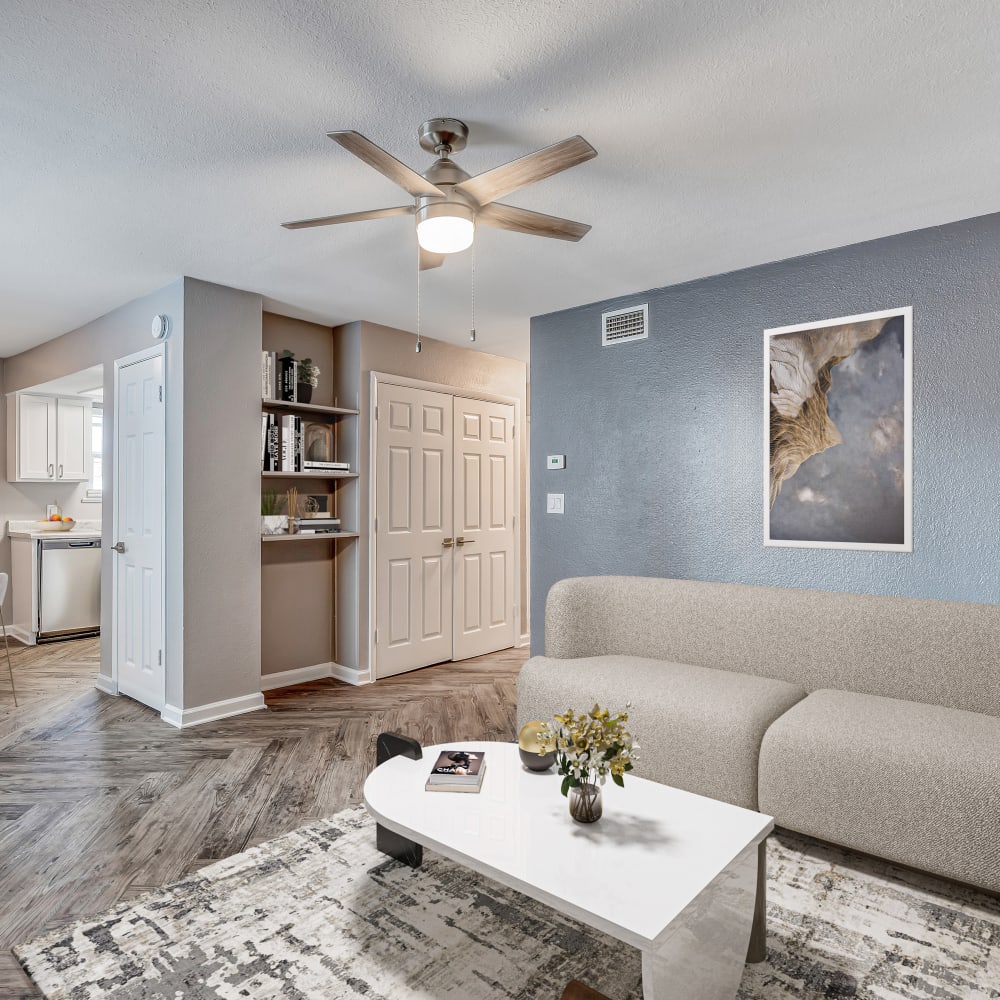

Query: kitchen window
[81,404,103,502]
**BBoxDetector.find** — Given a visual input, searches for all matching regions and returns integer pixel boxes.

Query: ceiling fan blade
[456,135,597,207]
[476,202,591,242]
[328,131,444,199]
[281,206,414,230]
[419,246,446,271]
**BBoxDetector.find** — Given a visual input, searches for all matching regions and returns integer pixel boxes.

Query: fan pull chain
[415,241,422,353]
[469,233,477,343]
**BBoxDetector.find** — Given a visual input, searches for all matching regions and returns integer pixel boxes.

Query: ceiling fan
[282,118,597,270]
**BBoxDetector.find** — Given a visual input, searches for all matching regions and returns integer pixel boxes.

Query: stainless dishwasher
[38,537,102,641]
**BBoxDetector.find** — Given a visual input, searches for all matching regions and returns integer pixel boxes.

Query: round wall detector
[151,314,171,339]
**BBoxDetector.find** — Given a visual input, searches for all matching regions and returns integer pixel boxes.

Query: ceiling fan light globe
[415,203,475,254]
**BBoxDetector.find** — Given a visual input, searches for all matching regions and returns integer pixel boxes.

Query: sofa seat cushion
[758,689,1000,892]
[517,655,806,811]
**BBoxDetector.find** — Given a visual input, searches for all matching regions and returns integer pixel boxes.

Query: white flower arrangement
[537,704,639,796]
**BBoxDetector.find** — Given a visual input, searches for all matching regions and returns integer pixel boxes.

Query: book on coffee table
[425,749,486,793]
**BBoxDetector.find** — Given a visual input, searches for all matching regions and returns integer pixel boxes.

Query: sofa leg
[746,840,767,964]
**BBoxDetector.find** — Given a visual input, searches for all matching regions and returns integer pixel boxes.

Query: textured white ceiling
[3,0,999,361]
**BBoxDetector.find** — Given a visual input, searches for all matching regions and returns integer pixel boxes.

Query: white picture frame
[764,306,913,551]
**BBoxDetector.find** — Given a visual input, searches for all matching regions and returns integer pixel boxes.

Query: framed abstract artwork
[765,307,912,551]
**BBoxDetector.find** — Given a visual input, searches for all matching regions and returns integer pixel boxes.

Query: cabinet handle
[48,463,54,478]
[58,464,63,478]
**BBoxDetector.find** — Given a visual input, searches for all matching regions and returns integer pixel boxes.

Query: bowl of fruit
[36,515,76,532]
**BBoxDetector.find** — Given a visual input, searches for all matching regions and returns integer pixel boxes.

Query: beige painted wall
[2,277,263,715]
[179,279,262,709]
[347,319,530,677]
[1,280,185,675]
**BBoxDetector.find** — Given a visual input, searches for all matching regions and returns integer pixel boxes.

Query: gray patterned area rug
[13,806,1000,1000]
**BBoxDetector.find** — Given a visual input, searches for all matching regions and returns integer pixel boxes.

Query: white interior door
[114,352,165,711]
[375,383,454,678]
[452,397,516,659]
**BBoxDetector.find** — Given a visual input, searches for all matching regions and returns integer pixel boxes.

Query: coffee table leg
[640,842,758,1000]
[375,732,423,869]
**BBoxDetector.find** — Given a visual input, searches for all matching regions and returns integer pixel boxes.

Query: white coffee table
[364,741,772,1000]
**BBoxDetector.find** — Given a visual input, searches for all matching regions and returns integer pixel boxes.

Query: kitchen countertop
[7,519,103,540]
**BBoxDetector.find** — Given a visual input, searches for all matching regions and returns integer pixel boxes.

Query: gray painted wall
[180,279,262,709]
[2,279,185,679]
[529,212,1000,653]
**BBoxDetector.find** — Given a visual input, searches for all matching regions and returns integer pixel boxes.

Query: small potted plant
[261,493,287,535]
[537,704,638,823]
[297,357,320,404]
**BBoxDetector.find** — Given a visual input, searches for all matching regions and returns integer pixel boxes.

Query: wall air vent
[601,304,648,346]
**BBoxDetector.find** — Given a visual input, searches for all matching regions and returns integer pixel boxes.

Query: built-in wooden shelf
[261,531,360,543]
[262,471,359,479]
[261,399,359,416]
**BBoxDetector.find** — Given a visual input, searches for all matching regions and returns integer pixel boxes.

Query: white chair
[0,573,17,705]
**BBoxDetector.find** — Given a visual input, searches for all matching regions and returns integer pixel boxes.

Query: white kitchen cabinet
[6,393,93,483]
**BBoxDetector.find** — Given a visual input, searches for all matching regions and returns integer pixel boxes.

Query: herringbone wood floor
[0,637,526,998]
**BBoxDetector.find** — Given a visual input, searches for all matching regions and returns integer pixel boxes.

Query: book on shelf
[278,355,298,402]
[424,749,486,793]
[261,413,280,472]
[302,461,350,472]
[261,351,278,400]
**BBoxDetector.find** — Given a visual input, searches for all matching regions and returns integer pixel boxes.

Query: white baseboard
[94,674,118,696]
[515,632,531,649]
[8,625,35,646]
[330,661,371,686]
[260,662,334,691]
[161,692,265,729]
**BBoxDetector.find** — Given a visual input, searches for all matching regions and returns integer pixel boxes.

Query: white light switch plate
[546,493,565,514]
[547,454,566,470]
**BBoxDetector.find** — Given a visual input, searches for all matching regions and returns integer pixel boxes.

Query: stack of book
[424,749,487,794]
[303,460,350,474]
[261,414,306,472]
[261,416,351,475]
[293,516,342,535]
[261,351,299,403]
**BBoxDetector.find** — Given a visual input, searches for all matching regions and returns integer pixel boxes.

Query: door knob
[456,536,475,546]
[112,542,126,554]
[442,537,454,548]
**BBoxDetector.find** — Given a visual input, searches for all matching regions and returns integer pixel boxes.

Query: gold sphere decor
[517,720,557,772]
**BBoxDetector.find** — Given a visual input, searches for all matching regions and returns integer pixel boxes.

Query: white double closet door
[375,382,517,679]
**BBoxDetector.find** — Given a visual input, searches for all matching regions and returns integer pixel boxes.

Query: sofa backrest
[545,576,1000,718]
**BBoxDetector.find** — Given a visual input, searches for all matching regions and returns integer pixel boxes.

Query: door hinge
[374,517,378,532]
[158,649,162,666]
[374,629,379,644]
[374,405,379,421]
[158,385,163,402]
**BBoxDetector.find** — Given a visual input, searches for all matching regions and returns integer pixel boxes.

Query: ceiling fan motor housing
[418,118,469,156]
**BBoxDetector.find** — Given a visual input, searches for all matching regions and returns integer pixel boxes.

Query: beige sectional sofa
[517,575,1000,894]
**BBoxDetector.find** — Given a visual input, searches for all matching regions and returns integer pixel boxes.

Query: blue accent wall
[530,213,1000,653]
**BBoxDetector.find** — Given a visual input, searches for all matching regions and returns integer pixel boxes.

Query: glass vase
[568,782,603,824]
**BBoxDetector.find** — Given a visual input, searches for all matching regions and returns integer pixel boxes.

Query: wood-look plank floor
[0,637,526,998]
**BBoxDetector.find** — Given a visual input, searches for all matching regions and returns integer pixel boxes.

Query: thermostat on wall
[547,454,566,470]
[151,314,171,339]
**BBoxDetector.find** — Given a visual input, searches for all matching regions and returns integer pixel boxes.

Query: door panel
[56,396,91,481]
[452,397,516,660]
[18,395,55,481]
[375,384,454,677]
[115,354,164,711]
